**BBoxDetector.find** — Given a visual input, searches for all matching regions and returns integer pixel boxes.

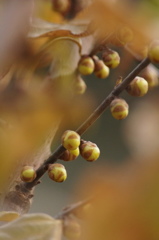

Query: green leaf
[0,213,62,240]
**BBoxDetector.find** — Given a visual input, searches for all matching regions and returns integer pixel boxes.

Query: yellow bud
[80,141,100,162]
[94,60,110,79]
[60,148,80,161]
[140,65,159,89]
[102,49,120,68]
[73,76,87,95]
[62,130,80,151]
[20,166,36,183]
[48,163,67,182]
[110,99,129,120]
[78,56,95,75]
[63,217,81,240]
[126,76,148,97]
[148,41,159,63]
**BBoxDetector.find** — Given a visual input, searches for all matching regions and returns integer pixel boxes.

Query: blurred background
[1,0,159,239]
[29,0,159,217]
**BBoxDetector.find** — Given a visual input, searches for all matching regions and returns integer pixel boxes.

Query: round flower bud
[61,130,80,151]
[94,60,110,79]
[80,141,100,162]
[48,163,67,182]
[63,217,81,240]
[148,41,159,63]
[78,55,95,75]
[102,49,120,68]
[116,26,133,45]
[110,98,129,120]
[73,76,87,95]
[20,166,36,183]
[140,65,159,89]
[52,0,71,15]
[60,148,80,161]
[126,76,148,97]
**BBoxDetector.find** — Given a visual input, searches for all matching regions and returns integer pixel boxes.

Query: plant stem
[22,57,150,192]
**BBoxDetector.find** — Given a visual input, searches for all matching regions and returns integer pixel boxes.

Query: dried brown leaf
[28,18,90,39]
[0,213,62,240]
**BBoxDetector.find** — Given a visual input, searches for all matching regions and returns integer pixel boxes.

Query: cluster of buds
[61,130,100,162]
[20,131,100,185]
[77,49,120,79]
[74,48,121,96]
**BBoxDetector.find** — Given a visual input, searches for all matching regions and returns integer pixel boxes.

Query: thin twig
[21,57,150,192]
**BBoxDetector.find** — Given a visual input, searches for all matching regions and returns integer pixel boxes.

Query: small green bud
[20,166,36,182]
[140,65,159,89]
[102,49,120,68]
[60,148,80,161]
[148,41,159,63]
[94,59,110,79]
[78,55,95,75]
[126,76,148,97]
[63,217,81,240]
[61,130,80,151]
[110,98,129,120]
[80,141,100,162]
[48,163,67,182]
